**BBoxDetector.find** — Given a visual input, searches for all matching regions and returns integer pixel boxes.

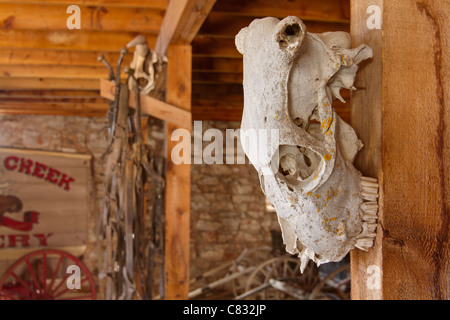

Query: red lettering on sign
[45,167,61,184]
[33,233,54,246]
[2,156,76,191]
[58,173,75,191]
[32,161,47,178]
[19,158,33,175]
[4,156,19,170]
[8,234,30,248]
[0,233,54,248]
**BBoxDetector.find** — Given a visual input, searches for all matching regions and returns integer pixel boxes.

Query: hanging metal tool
[98,38,167,300]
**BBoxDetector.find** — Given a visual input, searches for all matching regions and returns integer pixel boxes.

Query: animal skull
[236,17,378,271]
[126,35,167,95]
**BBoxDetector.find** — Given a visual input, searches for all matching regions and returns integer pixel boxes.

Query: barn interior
[0,0,448,301]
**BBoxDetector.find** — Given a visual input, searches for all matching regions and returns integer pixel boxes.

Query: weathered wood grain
[164,45,192,300]
[350,0,449,300]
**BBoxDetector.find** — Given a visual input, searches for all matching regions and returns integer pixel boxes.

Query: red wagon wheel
[0,249,96,300]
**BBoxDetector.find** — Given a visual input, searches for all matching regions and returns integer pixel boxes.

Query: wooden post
[164,44,192,299]
[349,0,383,300]
[350,0,449,299]
[153,0,216,300]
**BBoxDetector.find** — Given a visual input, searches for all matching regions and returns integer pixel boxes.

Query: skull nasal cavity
[285,23,300,37]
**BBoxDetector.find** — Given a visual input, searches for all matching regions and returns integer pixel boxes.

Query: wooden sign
[0,148,92,260]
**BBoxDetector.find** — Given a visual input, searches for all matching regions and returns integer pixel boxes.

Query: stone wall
[0,115,279,297]
[189,121,279,291]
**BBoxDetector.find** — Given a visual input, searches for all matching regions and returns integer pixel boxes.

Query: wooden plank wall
[0,0,165,116]
[0,0,352,122]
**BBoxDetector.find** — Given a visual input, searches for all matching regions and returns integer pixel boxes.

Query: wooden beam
[0,3,164,33]
[0,89,99,98]
[0,48,132,67]
[0,29,155,52]
[192,105,242,122]
[349,0,382,300]
[164,45,192,300]
[0,65,125,80]
[154,0,215,299]
[192,71,242,84]
[192,98,351,123]
[0,89,106,116]
[155,0,217,55]
[0,101,108,116]
[193,56,242,73]
[99,78,191,130]
[350,0,449,299]
[199,12,350,38]
[192,92,243,102]
[213,0,350,23]
[192,83,243,95]
[0,77,100,90]
[192,36,240,58]
[0,95,103,104]
[0,0,169,9]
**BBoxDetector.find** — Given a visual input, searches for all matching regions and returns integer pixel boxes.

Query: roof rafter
[0,0,169,9]
[155,0,217,55]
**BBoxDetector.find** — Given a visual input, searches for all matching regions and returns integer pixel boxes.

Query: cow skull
[236,17,378,271]
[126,35,167,95]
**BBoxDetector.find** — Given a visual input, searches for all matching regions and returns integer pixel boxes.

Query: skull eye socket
[137,78,149,87]
[277,21,304,50]
[285,23,301,37]
[303,154,312,167]
[278,145,321,185]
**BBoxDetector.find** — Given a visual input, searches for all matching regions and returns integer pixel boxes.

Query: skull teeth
[361,176,378,183]
[356,176,380,251]
[362,214,377,223]
[357,222,378,236]
[355,238,374,251]
[362,193,378,202]
[361,202,378,214]
[361,176,379,202]
[357,221,378,240]
[361,180,379,188]
[299,248,316,273]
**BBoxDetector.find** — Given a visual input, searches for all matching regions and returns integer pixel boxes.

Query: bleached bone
[236,16,378,272]
[126,35,167,95]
